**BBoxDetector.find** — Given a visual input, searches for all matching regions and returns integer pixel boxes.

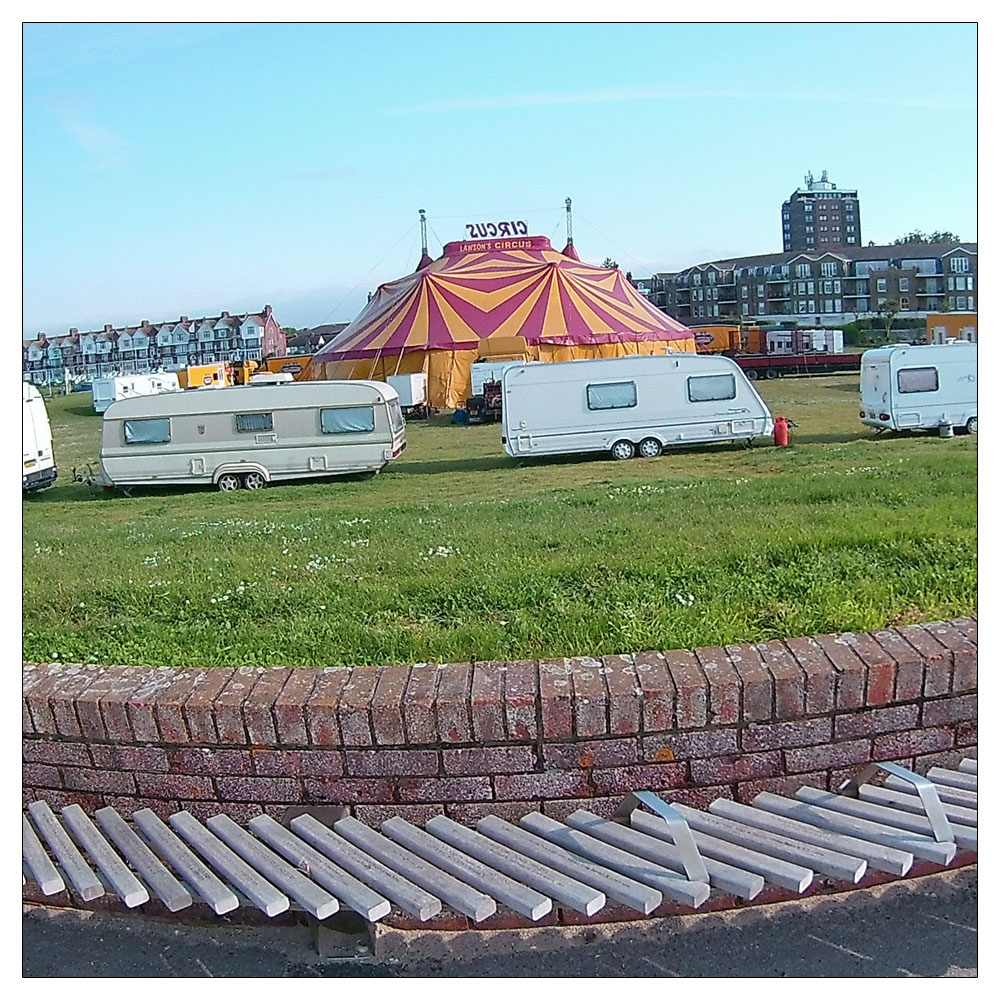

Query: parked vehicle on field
[860,341,977,434]
[92,373,181,414]
[174,364,230,389]
[387,373,431,419]
[501,354,773,461]
[86,379,407,493]
[466,360,525,423]
[22,383,57,491]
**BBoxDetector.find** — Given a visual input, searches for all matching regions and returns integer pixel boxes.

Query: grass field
[22,376,977,668]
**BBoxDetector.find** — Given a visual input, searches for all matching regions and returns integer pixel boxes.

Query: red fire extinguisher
[774,415,790,447]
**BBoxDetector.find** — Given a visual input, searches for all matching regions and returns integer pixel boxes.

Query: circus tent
[305,235,696,408]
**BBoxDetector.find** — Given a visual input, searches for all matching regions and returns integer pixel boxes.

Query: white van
[89,379,407,492]
[92,373,181,414]
[501,354,774,460]
[860,342,977,434]
[22,383,58,491]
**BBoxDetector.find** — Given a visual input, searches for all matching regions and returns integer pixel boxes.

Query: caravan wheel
[610,439,635,461]
[243,471,266,490]
[638,437,662,459]
[966,416,978,435]
[217,473,240,492]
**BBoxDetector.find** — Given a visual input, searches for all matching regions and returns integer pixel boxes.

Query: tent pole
[368,347,384,380]
[392,346,405,376]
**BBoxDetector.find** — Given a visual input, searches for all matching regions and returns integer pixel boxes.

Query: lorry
[92,373,181,414]
[22,383,58,491]
[86,379,407,493]
[466,360,526,423]
[860,341,977,434]
[501,353,773,461]
[174,364,230,389]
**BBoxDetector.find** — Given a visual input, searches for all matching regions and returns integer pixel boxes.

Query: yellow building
[926,312,977,344]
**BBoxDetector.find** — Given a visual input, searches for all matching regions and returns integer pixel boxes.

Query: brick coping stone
[23,618,976,925]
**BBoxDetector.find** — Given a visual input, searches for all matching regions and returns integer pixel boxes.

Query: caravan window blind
[320,406,376,434]
[586,381,637,410]
[897,367,939,393]
[123,418,170,444]
[235,412,274,433]
[687,374,736,402]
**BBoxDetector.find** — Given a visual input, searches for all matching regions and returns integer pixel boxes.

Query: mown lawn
[22,376,977,667]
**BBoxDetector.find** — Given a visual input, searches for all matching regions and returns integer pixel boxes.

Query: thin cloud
[389,84,973,114]
[36,92,128,170]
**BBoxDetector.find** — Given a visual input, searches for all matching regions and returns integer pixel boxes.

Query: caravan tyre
[217,473,240,492]
[610,439,635,461]
[243,471,266,490]
[967,416,978,435]
[638,437,662,459]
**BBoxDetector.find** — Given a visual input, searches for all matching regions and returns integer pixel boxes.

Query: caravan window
[123,418,170,444]
[897,367,939,394]
[586,382,637,410]
[320,406,376,433]
[687,374,736,402]
[235,412,274,433]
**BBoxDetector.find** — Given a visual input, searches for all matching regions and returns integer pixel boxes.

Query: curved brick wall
[23,618,977,832]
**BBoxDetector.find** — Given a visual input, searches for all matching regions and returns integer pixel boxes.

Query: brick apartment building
[782,170,862,252]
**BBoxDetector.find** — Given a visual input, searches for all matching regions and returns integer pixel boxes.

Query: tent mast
[416,209,434,270]
[561,197,580,260]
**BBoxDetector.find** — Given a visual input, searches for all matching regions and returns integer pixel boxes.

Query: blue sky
[22,21,978,336]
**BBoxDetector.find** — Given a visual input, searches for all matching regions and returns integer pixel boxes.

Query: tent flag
[306,235,695,407]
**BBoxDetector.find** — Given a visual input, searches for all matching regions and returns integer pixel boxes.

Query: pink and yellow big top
[304,235,696,408]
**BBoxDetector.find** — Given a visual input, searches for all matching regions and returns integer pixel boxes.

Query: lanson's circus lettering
[465,221,529,238]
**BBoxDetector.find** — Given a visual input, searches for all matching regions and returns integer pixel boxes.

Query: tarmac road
[23,867,976,978]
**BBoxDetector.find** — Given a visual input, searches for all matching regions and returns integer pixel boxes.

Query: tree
[602,257,619,269]
[877,299,901,341]
[892,230,961,245]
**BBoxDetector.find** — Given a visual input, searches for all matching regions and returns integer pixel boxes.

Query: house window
[235,412,274,433]
[956,296,968,310]
[834,280,842,293]
[950,256,970,273]
[796,264,810,278]
[968,296,975,309]
[757,285,765,297]
[821,262,837,277]
[834,299,842,312]
[123,418,170,444]
[898,367,939,393]
[847,237,857,244]
[858,298,869,311]
[900,298,910,309]
[876,278,887,292]
[742,287,748,299]
[586,382,637,411]
[899,278,910,292]
[807,281,815,294]
[687,374,736,402]
[320,405,377,432]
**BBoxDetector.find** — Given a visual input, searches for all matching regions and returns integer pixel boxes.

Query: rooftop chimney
[222,311,230,318]
[264,304,272,317]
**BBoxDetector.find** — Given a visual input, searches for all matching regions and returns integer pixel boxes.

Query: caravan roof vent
[249,373,294,385]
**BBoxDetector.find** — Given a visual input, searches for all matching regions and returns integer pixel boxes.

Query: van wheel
[217,473,240,492]
[765,368,778,380]
[966,416,977,435]
[638,437,662,459]
[610,439,635,461]
[745,369,758,381]
[243,471,266,490]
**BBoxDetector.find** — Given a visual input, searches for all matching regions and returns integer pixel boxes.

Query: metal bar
[132,809,238,915]
[248,815,390,922]
[709,798,909,876]
[750,792,957,866]
[290,813,441,921]
[26,801,104,901]
[841,762,954,842]
[883,774,976,810]
[614,791,709,883]
[631,808,813,892]
[205,814,338,920]
[22,814,65,896]
[60,804,149,908]
[567,809,763,900]
[857,785,977,828]
[333,816,496,923]
[519,811,709,908]
[794,787,976,853]
[425,815,605,916]
[169,811,289,917]
[926,767,978,793]
[477,814,662,914]
[958,758,977,776]
[94,808,192,912]
[672,801,865,883]
[382,818,552,921]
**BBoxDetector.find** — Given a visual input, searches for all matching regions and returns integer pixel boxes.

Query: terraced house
[646,242,977,328]
[22,305,287,385]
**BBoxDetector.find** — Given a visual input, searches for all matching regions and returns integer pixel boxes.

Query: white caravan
[90,379,407,492]
[860,341,977,434]
[22,383,58,491]
[92,373,181,414]
[501,354,773,461]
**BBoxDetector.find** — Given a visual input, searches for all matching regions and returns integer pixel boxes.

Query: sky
[21,21,979,337]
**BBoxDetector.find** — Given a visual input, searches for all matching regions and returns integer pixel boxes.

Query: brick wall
[22,619,976,826]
